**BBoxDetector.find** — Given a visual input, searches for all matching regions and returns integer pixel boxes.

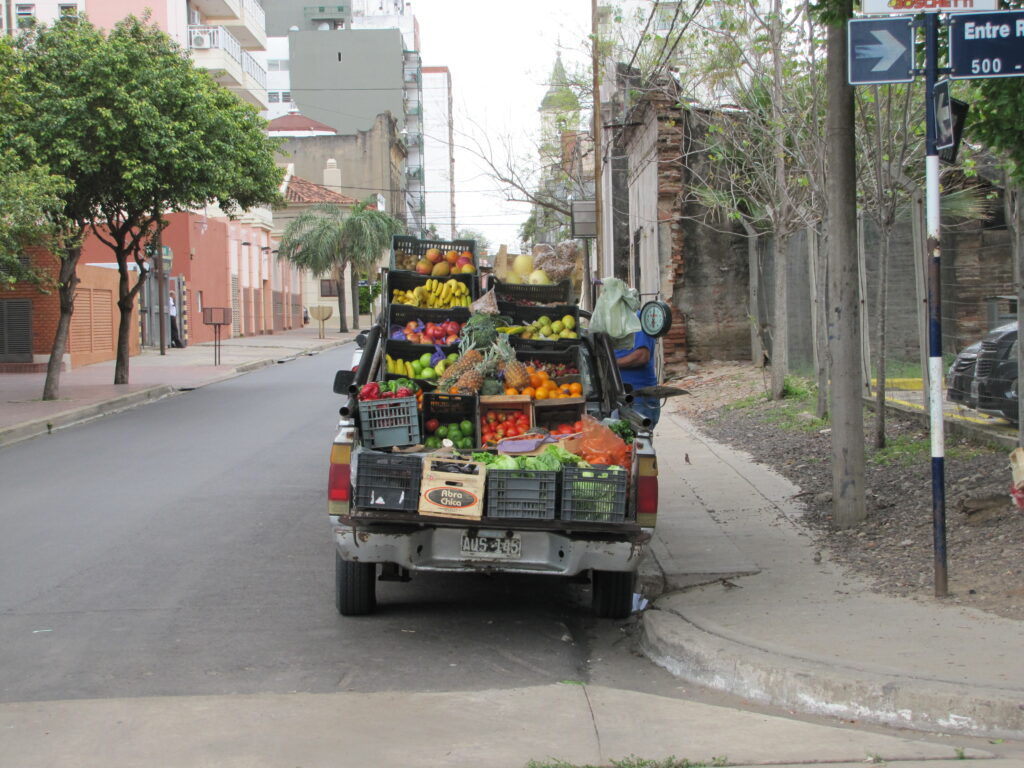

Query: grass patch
[722,392,767,411]
[527,758,728,768]
[869,434,987,466]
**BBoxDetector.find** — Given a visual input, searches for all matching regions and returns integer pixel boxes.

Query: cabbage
[492,455,519,470]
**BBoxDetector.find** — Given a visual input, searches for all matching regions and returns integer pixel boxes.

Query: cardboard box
[418,455,486,520]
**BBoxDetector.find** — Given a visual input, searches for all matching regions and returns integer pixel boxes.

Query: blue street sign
[948,11,1024,80]
[848,17,916,85]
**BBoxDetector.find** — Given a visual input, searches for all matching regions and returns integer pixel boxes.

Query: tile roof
[266,113,338,134]
[284,175,359,205]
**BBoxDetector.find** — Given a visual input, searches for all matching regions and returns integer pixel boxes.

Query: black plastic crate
[354,452,422,511]
[385,269,479,308]
[384,338,458,386]
[560,466,628,523]
[509,342,583,377]
[390,235,477,271]
[532,401,585,432]
[492,276,574,305]
[385,304,470,336]
[485,469,559,520]
[497,301,581,346]
[422,392,479,448]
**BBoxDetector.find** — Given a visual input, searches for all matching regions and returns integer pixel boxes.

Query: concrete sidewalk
[643,411,1024,741]
[0,323,358,447]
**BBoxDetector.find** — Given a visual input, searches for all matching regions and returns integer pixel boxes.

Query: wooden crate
[418,455,487,520]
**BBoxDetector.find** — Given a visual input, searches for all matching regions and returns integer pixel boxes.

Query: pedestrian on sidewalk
[169,291,184,348]
[616,325,661,428]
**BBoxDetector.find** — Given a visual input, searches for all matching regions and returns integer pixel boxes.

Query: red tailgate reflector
[328,462,351,501]
[637,474,658,517]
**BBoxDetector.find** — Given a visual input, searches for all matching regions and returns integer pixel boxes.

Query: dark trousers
[170,317,183,348]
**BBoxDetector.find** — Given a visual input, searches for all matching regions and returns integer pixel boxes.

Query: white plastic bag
[590,277,641,350]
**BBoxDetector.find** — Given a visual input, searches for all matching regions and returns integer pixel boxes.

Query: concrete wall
[287,28,405,136]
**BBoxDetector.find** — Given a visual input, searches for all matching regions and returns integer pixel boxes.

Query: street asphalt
[0,323,1021,765]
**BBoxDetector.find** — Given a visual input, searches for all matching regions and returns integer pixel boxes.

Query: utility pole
[592,0,603,284]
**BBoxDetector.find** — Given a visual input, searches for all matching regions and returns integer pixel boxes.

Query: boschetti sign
[862,0,997,14]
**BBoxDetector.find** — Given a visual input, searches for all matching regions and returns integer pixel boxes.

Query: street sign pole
[923,11,949,598]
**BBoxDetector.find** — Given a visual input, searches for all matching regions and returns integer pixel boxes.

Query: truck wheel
[335,553,376,616]
[592,570,634,619]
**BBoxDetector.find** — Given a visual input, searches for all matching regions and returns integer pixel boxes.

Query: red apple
[424,248,443,264]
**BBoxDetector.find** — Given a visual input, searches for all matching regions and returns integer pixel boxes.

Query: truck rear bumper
[331,521,647,575]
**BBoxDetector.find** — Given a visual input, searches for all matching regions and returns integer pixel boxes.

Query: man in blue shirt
[615,327,661,428]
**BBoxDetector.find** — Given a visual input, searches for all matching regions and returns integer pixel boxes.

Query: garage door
[0,299,32,363]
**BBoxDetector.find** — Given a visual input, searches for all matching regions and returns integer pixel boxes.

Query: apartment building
[422,66,455,240]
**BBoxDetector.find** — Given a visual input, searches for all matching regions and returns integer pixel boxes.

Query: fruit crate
[497,302,581,347]
[422,392,480,449]
[478,395,533,446]
[385,304,470,337]
[532,401,585,432]
[510,343,584,380]
[492,276,574,306]
[358,395,421,450]
[353,451,422,512]
[390,235,477,271]
[485,469,559,520]
[560,466,628,523]
[385,269,479,308]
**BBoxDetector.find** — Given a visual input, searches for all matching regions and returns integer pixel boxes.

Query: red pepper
[358,382,381,401]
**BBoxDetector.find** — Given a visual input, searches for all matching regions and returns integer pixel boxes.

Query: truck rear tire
[335,553,376,616]
[592,570,634,619]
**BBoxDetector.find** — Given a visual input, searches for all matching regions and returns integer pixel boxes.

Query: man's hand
[617,346,650,369]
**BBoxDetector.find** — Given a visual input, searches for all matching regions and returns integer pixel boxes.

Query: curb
[640,606,1024,741]
[0,385,176,448]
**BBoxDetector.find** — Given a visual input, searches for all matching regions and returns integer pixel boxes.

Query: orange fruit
[537,370,549,382]
[534,388,549,400]
[522,387,536,398]
[529,373,542,389]
[505,387,519,396]
[569,382,583,395]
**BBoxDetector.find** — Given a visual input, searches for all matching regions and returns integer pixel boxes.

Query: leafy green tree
[278,199,404,332]
[17,15,283,393]
[455,228,492,254]
[0,36,68,290]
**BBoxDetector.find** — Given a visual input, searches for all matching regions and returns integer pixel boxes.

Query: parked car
[972,323,1019,423]
[947,340,981,407]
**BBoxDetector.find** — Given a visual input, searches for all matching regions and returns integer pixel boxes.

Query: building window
[268,92,280,103]
[15,4,35,27]
[281,91,292,103]
[653,2,679,31]
[267,59,289,72]
[320,280,338,297]
[58,3,78,16]
[196,291,204,313]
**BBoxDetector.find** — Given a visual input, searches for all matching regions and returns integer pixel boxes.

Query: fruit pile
[479,409,531,445]
[501,252,552,286]
[498,313,578,341]
[392,278,472,308]
[413,247,477,277]
[501,368,583,400]
[423,418,476,450]
[389,319,463,346]
[386,350,460,380]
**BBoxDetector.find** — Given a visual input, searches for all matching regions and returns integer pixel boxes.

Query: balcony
[194,0,267,50]
[188,26,268,110]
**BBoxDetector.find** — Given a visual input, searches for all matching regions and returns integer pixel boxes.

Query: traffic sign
[948,11,1024,80]
[861,0,996,14]
[848,17,915,85]
[934,80,955,150]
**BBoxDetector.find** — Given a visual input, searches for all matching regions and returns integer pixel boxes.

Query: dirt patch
[666,361,1024,621]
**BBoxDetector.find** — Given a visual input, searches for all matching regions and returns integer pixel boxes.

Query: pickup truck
[327,285,658,619]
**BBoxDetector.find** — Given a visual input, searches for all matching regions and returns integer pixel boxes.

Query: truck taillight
[328,443,352,513]
[328,462,351,501]
[636,454,658,526]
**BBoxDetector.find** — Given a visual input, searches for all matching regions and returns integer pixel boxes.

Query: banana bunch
[392,278,472,308]
[494,326,526,335]
[386,355,417,378]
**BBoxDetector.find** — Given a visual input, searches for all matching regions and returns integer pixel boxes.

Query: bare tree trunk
[350,263,361,331]
[770,233,789,399]
[742,222,765,367]
[874,233,891,448]
[42,245,82,401]
[334,265,348,334]
[826,4,866,528]
[1009,183,1024,447]
[810,228,829,419]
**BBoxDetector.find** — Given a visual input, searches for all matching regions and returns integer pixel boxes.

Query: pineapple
[493,338,530,391]
[438,348,483,386]
[454,362,485,394]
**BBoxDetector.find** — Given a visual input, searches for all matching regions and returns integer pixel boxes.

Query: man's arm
[617,346,650,368]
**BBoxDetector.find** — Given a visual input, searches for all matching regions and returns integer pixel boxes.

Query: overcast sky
[412,0,592,252]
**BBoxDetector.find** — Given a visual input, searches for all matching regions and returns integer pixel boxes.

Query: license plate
[460,533,522,559]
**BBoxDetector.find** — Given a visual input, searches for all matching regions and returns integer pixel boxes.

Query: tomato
[505,425,521,438]
[494,427,505,439]
[425,418,440,433]
[485,411,497,423]
[573,420,583,432]
[497,413,507,423]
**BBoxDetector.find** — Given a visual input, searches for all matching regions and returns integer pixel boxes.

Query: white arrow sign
[856,29,908,71]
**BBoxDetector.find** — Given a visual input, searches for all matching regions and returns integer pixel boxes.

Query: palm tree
[341,199,405,329]
[278,203,352,332]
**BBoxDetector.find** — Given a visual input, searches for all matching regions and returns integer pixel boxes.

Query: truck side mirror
[333,369,356,394]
